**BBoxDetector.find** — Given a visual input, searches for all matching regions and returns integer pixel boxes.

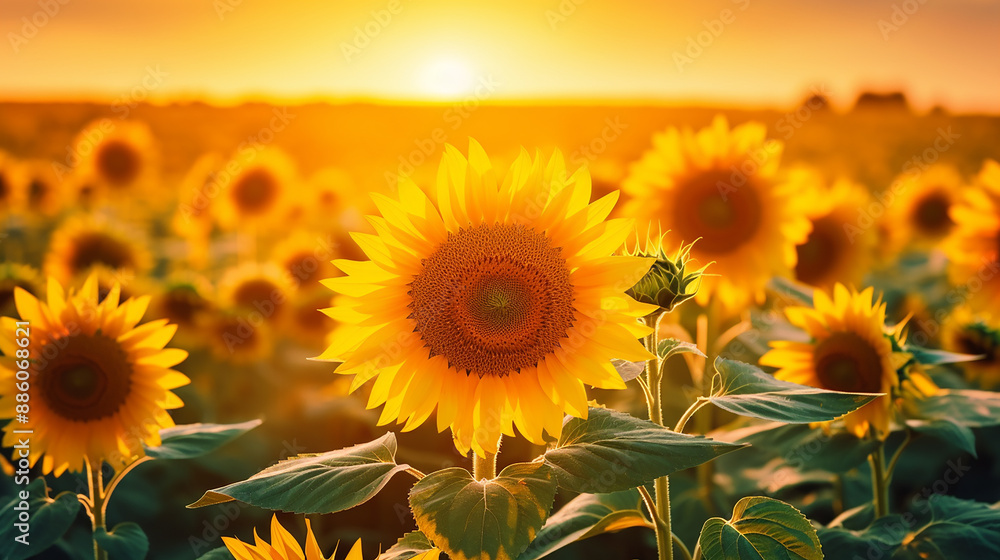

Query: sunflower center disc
[795,214,843,284]
[673,169,763,254]
[39,333,133,421]
[232,168,279,214]
[813,331,884,393]
[409,223,575,377]
[70,232,135,274]
[96,140,141,186]
[913,190,953,235]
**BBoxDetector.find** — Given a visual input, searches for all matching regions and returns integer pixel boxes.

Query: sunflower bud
[625,234,708,312]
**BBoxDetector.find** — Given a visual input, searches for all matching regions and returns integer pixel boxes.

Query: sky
[2,0,999,112]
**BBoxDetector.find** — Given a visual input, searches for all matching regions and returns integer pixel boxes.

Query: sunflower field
[3,2,1000,559]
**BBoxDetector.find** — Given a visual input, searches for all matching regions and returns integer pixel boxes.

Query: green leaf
[145,419,262,460]
[906,345,983,365]
[380,531,441,560]
[906,389,1000,427]
[195,548,236,560]
[658,338,707,361]
[699,496,823,560]
[409,462,558,560]
[709,359,881,424]
[517,489,649,560]
[612,359,645,383]
[0,477,81,560]
[819,495,1000,560]
[542,407,745,493]
[906,418,978,457]
[731,421,880,473]
[188,432,411,514]
[94,522,150,560]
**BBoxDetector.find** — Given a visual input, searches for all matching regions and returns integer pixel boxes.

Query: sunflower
[622,115,811,313]
[760,284,913,439]
[944,159,1000,315]
[885,164,964,254]
[223,515,441,560]
[0,275,189,475]
[318,140,655,456]
[218,262,295,325]
[208,309,275,364]
[941,306,1000,389]
[173,153,224,238]
[74,120,157,195]
[215,148,297,229]
[44,217,152,285]
[13,160,65,219]
[148,273,215,349]
[0,263,43,318]
[794,178,875,290]
[307,167,372,232]
[285,287,336,350]
[271,232,342,290]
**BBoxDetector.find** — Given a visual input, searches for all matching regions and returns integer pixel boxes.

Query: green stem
[87,459,108,560]
[644,312,673,560]
[673,533,693,560]
[674,398,709,434]
[473,448,497,480]
[870,444,890,518]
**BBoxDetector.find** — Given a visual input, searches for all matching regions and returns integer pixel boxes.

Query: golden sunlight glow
[419,57,475,99]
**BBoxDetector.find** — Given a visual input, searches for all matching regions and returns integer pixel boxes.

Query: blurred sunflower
[308,167,371,232]
[218,262,295,325]
[74,120,157,196]
[944,159,1000,315]
[0,151,22,217]
[319,140,654,456]
[215,148,297,229]
[0,275,188,475]
[286,287,335,350]
[14,160,65,218]
[760,284,918,439]
[588,157,626,205]
[794,178,875,290]
[148,273,215,349]
[223,515,441,560]
[271,231,341,290]
[208,310,275,363]
[941,306,1000,389]
[622,115,811,313]
[0,263,43,318]
[885,165,964,254]
[44,217,152,285]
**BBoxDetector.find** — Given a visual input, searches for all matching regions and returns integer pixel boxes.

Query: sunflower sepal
[625,236,708,313]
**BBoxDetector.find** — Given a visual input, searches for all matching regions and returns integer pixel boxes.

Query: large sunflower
[944,159,1000,315]
[622,116,811,313]
[44,217,152,285]
[760,284,912,439]
[224,515,440,560]
[318,140,655,456]
[884,164,964,254]
[794,178,875,290]
[0,275,189,475]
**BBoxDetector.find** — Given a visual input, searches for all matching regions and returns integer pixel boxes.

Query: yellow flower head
[760,284,912,439]
[223,515,440,560]
[622,115,811,313]
[0,275,189,475]
[218,262,296,325]
[12,160,65,219]
[74,120,157,196]
[941,306,1000,390]
[148,273,215,349]
[44,216,152,286]
[794,178,875,290]
[885,164,964,254]
[944,159,1000,315]
[319,140,656,456]
[215,148,297,229]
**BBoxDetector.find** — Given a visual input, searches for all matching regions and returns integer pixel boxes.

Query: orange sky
[3,0,998,112]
